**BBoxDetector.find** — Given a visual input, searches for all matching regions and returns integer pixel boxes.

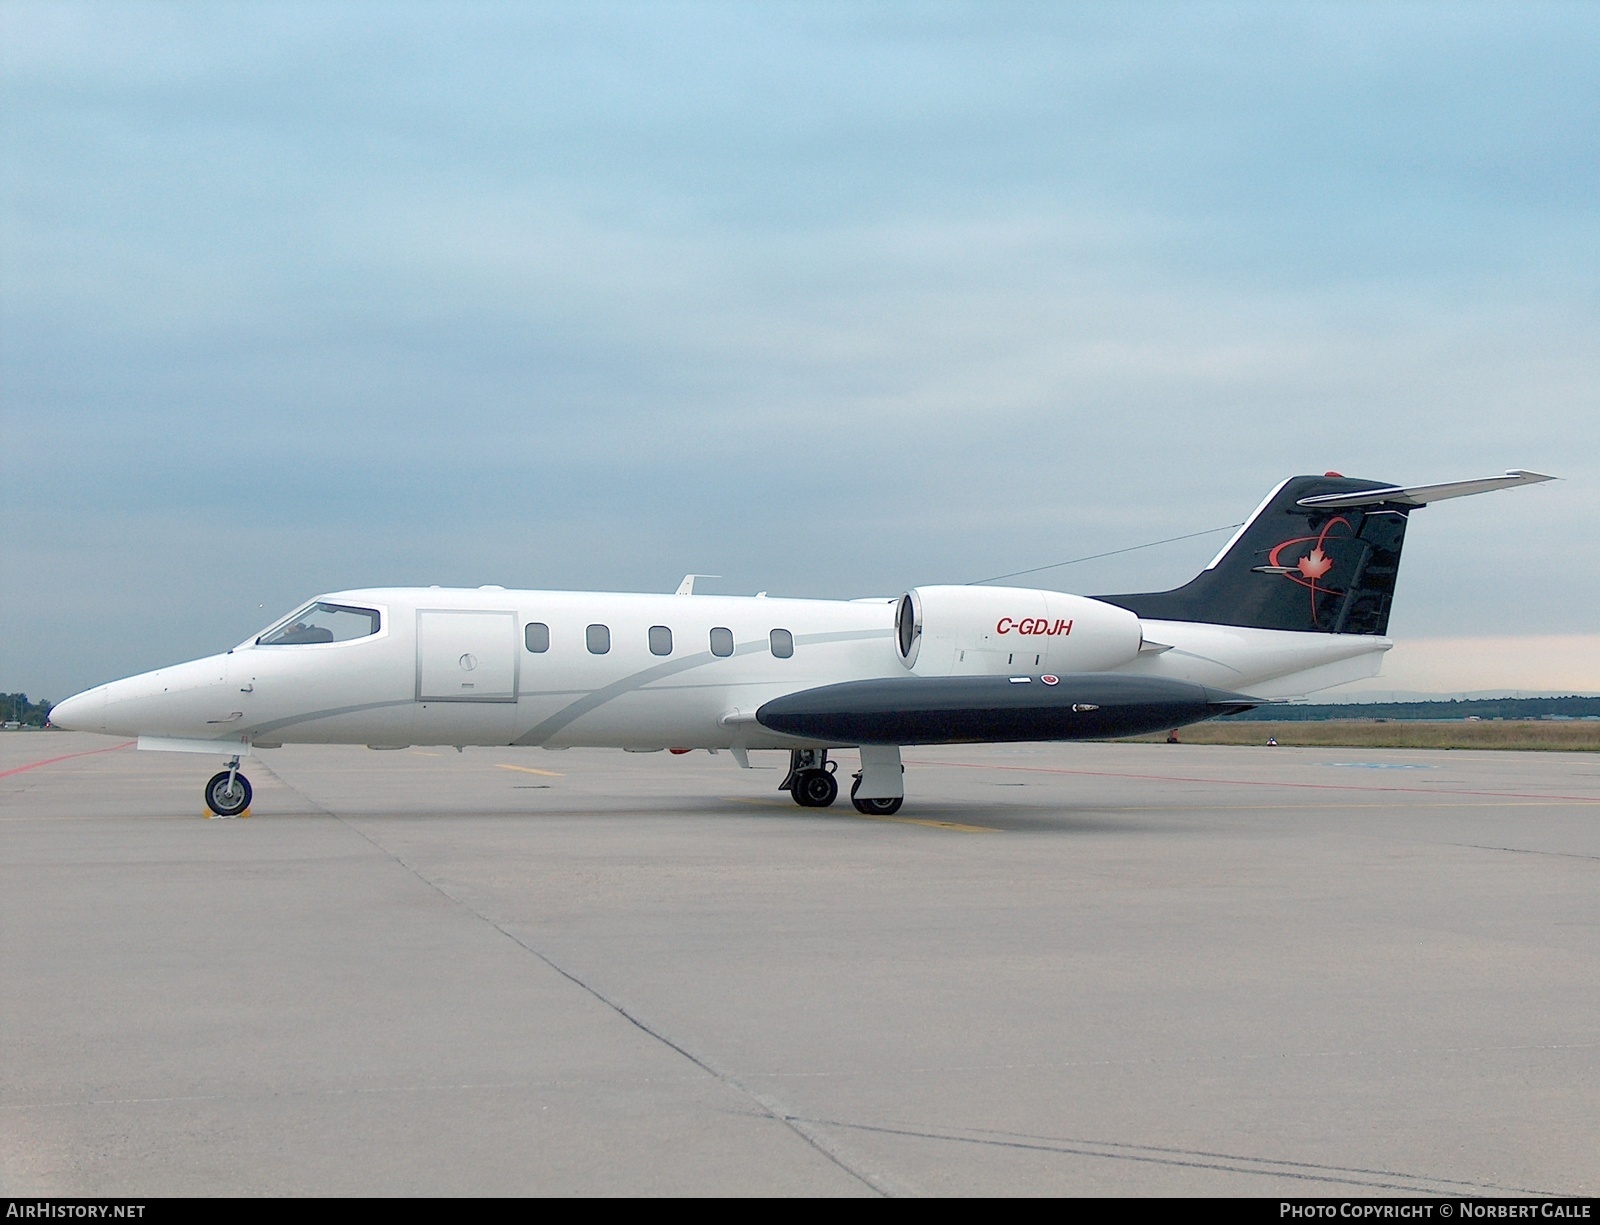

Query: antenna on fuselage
[675,574,722,595]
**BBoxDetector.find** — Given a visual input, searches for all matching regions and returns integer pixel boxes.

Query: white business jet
[49,470,1552,817]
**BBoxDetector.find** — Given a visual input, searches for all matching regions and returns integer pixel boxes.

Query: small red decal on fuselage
[995,618,1074,636]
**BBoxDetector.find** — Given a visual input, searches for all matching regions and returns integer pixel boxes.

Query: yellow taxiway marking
[496,764,564,778]
[857,814,999,833]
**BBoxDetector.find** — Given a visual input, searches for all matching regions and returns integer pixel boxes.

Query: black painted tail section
[1097,475,1411,635]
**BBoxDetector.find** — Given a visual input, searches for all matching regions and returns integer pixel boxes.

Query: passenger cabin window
[586,624,611,655]
[709,627,734,657]
[649,625,673,656]
[259,602,379,646]
[770,628,794,658]
[525,622,550,653]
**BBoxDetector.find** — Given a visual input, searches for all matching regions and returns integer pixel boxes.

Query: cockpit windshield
[258,602,381,646]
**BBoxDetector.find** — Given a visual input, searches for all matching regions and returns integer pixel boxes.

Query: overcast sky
[3,1,1596,702]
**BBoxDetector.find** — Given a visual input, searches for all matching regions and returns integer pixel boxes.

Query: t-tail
[1097,470,1555,635]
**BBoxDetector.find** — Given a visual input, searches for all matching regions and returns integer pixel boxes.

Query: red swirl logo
[1267,516,1357,626]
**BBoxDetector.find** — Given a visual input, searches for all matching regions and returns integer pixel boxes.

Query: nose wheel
[205,759,252,817]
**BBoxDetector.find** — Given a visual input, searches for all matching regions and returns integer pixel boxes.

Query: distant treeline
[1224,696,1600,722]
[1,693,55,726]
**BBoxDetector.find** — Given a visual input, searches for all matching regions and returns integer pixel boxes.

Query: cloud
[2,3,1596,698]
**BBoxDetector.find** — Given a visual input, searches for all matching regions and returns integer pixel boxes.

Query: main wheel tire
[849,777,903,815]
[852,794,903,815]
[794,769,838,808]
[205,770,252,817]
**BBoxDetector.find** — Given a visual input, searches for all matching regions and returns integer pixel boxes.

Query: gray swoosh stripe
[512,643,762,746]
[795,629,893,646]
[241,628,895,746]
[513,627,892,746]
[245,699,416,738]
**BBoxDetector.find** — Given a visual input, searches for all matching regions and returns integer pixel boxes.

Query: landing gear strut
[781,748,838,808]
[850,744,905,815]
[205,757,252,818]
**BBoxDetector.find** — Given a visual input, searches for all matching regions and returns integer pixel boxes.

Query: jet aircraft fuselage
[53,585,1380,753]
[48,470,1554,817]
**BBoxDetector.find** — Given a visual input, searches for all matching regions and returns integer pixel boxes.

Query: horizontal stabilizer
[1296,470,1555,509]
[756,674,1257,745]
[1100,468,1554,636]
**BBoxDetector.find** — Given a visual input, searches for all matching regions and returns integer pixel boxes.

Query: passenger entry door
[416,610,519,702]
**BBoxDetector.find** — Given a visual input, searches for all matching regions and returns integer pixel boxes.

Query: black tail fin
[1097,475,1410,635]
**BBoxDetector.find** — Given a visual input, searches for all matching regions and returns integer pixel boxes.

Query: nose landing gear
[205,757,252,818]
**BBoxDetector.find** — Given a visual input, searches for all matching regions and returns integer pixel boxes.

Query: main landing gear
[849,777,903,816]
[205,757,252,818]
[781,747,905,816]
[781,748,839,808]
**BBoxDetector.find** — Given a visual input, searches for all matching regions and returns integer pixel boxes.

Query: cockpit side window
[259,602,381,646]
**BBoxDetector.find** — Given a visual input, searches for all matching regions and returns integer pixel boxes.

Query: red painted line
[906,758,1600,805]
[0,741,136,779]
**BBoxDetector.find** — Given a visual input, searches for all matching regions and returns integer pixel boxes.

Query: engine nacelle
[895,585,1143,676]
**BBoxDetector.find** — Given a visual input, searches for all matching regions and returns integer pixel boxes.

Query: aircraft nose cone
[49,687,106,732]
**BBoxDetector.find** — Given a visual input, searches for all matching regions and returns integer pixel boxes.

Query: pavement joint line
[249,755,907,1199]
[948,1124,1556,1195]
[800,1125,1561,1202]
[803,1118,1564,1197]
[908,758,1600,804]
[1455,842,1600,862]
[0,741,135,779]
[495,764,565,777]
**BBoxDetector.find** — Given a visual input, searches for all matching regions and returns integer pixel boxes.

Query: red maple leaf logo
[1265,517,1356,628]
[1296,547,1334,580]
